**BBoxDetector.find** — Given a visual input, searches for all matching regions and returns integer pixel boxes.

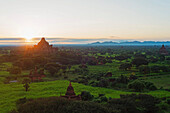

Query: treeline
[10,94,170,113]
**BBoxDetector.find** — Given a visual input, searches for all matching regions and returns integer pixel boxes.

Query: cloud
[0,37,133,45]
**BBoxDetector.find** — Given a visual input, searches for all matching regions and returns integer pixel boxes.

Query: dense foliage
[11,94,167,113]
[0,45,170,113]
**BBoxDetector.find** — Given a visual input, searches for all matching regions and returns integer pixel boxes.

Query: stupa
[61,81,81,100]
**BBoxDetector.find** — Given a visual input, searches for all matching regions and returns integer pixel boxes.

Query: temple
[24,67,46,82]
[61,81,81,100]
[159,45,168,55]
[27,37,58,55]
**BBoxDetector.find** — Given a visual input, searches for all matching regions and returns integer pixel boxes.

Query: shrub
[99,96,108,102]
[132,57,148,67]
[98,79,109,87]
[11,97,110,113]
[167,98,170,104]
[9,66,22,75]
[116,75,129,84]
[150,65,170,73]
[158,102,169,110]
[119,63,132,70]
[81,91,94,101]
[128,80,145,92]
[107,94,161,113]
[144,81,157,91]
[139,65,150,74]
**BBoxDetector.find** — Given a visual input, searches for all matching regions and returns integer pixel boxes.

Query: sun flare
[25,36,33,42]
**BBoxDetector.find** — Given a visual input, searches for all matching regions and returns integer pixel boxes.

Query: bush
[167,98,170,105]
[107,94,161,113]
[99,96,108,102]
[21,58,35,69]
[158,102,169,110]
[116,75,129,84]
[132,57,148,67]
[119,63,132,70]
[128,80,157,92]
[139,65,150,74]
[144,81,157,91]
[128,80,145,92]
[150,65,170,73]
[45,63,61,76]
[9,66,22,75]
[11,97,110,113]
[81,91,94,101]
[98,79,109,87]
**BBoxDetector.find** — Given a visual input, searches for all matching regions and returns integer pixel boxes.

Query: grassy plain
[1,80,170,113]
[141,75,170,89]
[1,57,170,113]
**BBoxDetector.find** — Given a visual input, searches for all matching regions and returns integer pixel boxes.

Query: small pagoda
[61,81,81,100]
[159,45,168,55]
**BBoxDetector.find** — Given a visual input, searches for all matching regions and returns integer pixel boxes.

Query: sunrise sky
[0,0,170,44]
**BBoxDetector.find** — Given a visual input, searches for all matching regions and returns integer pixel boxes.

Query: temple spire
[159,44,168,55]
[69,81,72,86]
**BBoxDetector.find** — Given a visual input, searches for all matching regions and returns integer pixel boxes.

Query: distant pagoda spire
[159,44,168,55]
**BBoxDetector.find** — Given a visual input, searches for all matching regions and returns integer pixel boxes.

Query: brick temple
[159,45,168,55]
[24,67,46,82]
[61,81,81,100]
[27,37,58,55]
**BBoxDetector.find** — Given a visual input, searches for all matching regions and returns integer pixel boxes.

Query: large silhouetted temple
[27,37,58,55]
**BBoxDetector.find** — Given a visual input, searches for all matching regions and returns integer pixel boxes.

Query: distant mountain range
[90,41,170,45]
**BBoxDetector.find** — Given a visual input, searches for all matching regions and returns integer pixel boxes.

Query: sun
[25,36,33,42]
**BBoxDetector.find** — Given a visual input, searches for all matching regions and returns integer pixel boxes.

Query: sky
[0,0,170,44]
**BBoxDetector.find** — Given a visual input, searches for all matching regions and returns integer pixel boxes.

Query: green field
[0,80,170,113]
[70,62,138,78]
[141,75,170,89]
[1,50,170,113]
[1,61,170,113]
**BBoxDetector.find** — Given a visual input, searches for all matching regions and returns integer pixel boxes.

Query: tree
[116,75,129,84]
[47,66,58,76]
[22,58,34,69]
[22,78,31,92]
[119,63,132,70]
[128,80,145,92]
[99,96,108,102]
[149,65,170,73]
[45,63,61,76]
[67,65,72,70]
[107,94,161,113]
[98,79,109,87]
[159,55,165,61]
[87,59,97,65]
[139,65,150,74]
[11,97,110,113]
[9,66,22,75]
[144,81,157,91]
[150,65,161,73]
[114,55,129,62]
[81,91,94,101]
[132,57,148,67]
[32,56,48,67]
[61,65,67,75]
